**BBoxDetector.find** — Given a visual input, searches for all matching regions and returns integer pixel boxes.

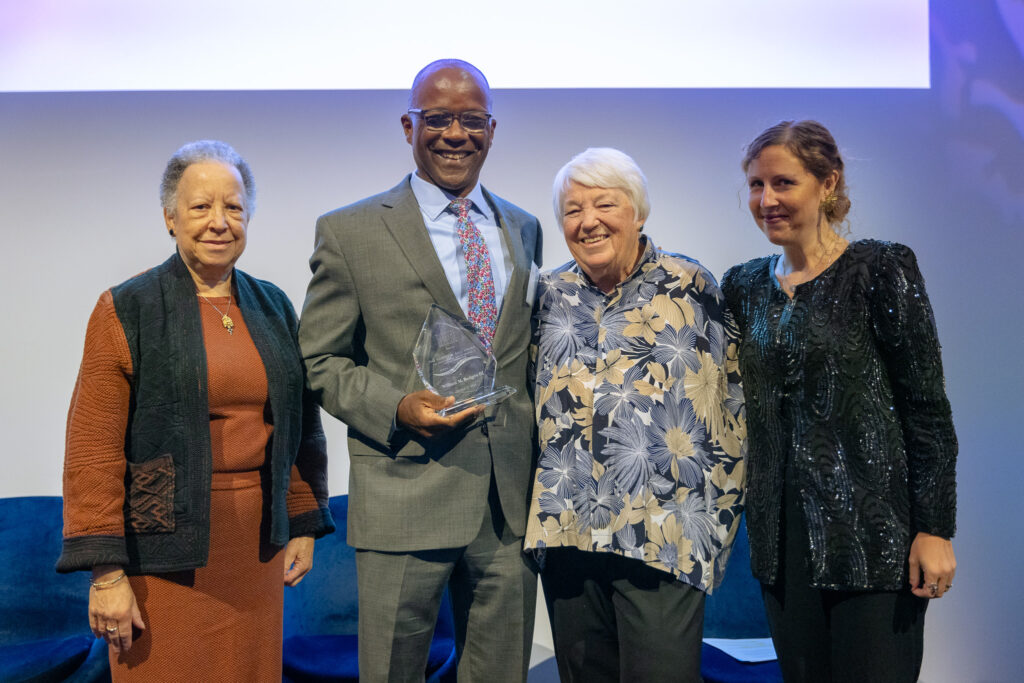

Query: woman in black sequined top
[721,120,957,683]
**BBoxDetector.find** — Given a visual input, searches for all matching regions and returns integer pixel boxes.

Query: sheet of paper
[703,638,778,663]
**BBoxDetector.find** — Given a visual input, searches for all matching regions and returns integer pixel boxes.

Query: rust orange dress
[64,292,320,682]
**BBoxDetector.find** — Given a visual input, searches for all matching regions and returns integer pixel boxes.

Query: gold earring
[820,192,837,213]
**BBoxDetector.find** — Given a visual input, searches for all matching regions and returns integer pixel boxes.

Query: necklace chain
[199,294,234,334]
[778,239,845,295]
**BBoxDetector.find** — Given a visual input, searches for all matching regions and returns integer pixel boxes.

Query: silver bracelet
[90,572,127,590]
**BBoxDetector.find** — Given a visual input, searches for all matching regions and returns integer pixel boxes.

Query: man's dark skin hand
[396,389,484,438]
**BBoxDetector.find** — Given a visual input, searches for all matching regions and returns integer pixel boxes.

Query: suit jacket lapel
[379,176,462,314]
[380,178,531,360]
[482,187,530,361]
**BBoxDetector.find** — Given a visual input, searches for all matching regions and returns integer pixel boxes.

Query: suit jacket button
[481,422,489,437]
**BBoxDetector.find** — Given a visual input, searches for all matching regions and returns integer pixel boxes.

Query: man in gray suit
[299,59,542,682]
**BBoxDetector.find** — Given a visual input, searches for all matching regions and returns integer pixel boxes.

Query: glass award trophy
[413,304,516,416]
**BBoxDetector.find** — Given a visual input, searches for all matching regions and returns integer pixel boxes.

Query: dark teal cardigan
[58,252,334,574]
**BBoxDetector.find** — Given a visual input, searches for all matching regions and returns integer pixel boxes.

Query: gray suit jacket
[299,176,542,551]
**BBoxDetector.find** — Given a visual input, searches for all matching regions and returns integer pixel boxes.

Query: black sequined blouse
[722,240,957,590]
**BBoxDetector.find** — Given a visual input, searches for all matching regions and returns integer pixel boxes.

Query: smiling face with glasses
[406,109,493,133]
[402,66,496,198]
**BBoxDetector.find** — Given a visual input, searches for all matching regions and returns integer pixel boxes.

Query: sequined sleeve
[870,243,957,538]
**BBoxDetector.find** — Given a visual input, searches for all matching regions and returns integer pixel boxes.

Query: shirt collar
[633,234,657,275]
[572,234,657,290]
[410,172,493,223]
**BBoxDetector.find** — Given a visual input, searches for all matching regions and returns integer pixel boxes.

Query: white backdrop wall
[1,2,1021,681]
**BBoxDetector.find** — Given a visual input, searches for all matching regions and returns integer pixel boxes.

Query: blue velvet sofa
[0,496,110,682]
[3,494,770,682]
[1,494,455,682]
[701,515,783,683]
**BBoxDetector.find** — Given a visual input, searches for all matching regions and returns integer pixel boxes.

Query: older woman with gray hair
[57,140,333,680]
[524,147,746,682]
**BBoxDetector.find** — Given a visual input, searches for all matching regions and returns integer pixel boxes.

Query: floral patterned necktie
[450,198,497,352]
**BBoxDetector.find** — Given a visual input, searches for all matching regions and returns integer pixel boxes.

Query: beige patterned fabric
[524,239,747,592]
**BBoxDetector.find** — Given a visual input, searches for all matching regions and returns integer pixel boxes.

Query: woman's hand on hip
[283,535,315,586]
[908,532,957,599]
[89,565,145,652]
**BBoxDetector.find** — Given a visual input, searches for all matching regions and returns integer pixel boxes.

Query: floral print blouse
[524,238,746,593]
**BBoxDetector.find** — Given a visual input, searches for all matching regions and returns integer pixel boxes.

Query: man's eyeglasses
[408,109,492,133]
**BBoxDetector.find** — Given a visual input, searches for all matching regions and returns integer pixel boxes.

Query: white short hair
[552,147,650,226]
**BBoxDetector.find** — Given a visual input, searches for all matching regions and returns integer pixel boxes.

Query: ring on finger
[106,626,118,633]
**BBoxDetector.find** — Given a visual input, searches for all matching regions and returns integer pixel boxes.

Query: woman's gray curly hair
[160,140,256,215]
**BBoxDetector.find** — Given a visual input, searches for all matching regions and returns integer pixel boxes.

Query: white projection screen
[1,0,928,90]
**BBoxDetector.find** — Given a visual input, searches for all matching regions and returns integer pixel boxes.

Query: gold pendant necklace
[199,294,234,334]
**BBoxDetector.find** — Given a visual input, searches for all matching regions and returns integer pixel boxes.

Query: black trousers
[761,472,928,683]
[542,547,705,683]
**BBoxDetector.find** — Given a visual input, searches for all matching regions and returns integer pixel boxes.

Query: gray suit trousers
[356,481,537,683]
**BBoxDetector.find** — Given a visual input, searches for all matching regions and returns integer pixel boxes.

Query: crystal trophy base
[439,386,517,416]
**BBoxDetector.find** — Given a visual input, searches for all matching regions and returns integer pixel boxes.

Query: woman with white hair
[524,147,746,682]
